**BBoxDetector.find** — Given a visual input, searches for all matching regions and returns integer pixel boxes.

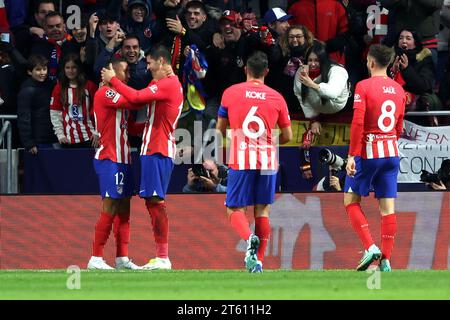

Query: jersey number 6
[243,106,266,139]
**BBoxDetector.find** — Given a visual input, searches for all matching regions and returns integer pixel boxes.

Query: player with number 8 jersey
[344,44,406,272]
[217,51,292,273]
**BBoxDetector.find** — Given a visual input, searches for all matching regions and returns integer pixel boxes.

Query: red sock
[345,203,374,250]
[145,200,169,258]
[230,211,252,241]
[92,212,114,257]
[381,214,397,260]
[255,217,270,262]
[113,212,130,257]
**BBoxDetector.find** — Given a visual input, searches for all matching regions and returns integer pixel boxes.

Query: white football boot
[115,257,142,270]
[87,256,114,270]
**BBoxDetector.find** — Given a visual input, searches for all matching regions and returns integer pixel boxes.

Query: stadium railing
[0,115,17,194]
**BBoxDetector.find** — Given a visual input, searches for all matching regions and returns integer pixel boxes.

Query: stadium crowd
[0,0,449,155]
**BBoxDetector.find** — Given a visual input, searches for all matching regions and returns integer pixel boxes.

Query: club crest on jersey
[366,133,375,142]
[144,28,152,38]
[105,89,116,99]
[71,105,82,121]
[239,141,248,150]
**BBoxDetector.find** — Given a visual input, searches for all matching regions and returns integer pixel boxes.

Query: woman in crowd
[293,42,350,135]
[390,28,437,125]
[267,24,316,116]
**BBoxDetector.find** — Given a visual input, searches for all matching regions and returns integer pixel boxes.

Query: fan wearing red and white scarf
[45,32,72,80]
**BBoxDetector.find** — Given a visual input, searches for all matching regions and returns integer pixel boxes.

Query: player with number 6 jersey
[217,51,292,273]
[344,44,406,272]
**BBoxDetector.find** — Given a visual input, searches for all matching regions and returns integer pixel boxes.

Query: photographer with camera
[420,159,450,190]
[183,159,228,193]
[314,148,347,192]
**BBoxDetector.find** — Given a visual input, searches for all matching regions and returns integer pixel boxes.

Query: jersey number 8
[378,100,396,132]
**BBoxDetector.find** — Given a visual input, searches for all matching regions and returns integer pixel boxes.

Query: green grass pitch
[1,270,449,300]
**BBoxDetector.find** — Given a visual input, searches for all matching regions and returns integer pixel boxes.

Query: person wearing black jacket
[17,54,57,154]
[30,11,79,82]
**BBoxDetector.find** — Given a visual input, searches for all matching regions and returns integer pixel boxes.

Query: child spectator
[17,54,57,154]
[50,53,98,147]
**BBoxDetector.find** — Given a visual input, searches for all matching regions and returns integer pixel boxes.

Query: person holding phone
[293,42,350,136]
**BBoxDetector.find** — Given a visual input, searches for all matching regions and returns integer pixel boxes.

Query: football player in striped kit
[344,44,406,272]
[101,45,183,270]
[88,57,145,270]
[216,51,293,273]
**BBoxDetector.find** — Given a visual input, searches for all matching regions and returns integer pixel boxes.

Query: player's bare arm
[279,126,293,144]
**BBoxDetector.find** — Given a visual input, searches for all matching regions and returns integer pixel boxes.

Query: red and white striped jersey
[109,75,183,158]
[366,3,388,44]
[50,81,97,143]
[349,76,406,159]
[93,86,144,164]
[219,80,291,170]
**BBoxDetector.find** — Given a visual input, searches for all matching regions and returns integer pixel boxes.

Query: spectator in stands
[267,24,317,115]
[0,40,20,116]
[50,53,98,148]
[96,35,150,89]
[381,0,443,68]
[67,13,96,80]
[183,159,228,192]
[262,7,291,41]
[12,0,56,57]
[123,0,159,53]
[107,0,153,28]
[0,40,22,147]
[206,10,249,104]
[293,42,350,135]
[390,28,438,125]
[85,11,122,69]
[172,1,218,143]
[30,11,79,82]
[17,54,57,154]
[288,0,349,65]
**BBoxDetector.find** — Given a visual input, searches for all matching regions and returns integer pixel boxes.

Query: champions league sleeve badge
[105,89,116,99]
